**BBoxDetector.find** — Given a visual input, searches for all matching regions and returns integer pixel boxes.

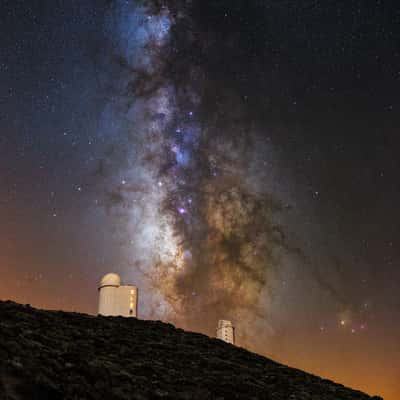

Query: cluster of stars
[319,320,368,335]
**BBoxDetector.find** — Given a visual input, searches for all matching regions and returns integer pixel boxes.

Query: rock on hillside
[0,301,382,400]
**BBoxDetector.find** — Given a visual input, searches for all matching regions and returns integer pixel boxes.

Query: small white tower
[216,319,235,345]
[98,273,138,317]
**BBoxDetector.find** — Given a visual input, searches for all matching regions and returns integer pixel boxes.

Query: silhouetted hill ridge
[0,301,382,399]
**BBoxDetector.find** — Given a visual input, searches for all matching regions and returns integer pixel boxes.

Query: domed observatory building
[216,320,235,345]
[98,273,138,317]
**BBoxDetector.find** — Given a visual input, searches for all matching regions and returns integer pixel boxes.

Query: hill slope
[0,301,382,400]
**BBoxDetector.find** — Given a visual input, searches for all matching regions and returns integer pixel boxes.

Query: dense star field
[0,1,399,399]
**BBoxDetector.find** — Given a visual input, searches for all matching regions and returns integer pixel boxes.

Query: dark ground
[0,301,382,399]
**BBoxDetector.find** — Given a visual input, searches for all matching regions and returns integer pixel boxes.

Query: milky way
[97,0,306,347]
[0,0,400,400]
[3,0,400,397]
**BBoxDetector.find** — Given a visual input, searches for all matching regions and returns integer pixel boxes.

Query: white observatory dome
[99,273,121,288]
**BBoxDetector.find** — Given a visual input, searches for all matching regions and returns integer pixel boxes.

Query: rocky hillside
[0,300,382,399]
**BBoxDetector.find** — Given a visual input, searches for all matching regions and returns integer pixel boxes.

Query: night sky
[1,1,399,398]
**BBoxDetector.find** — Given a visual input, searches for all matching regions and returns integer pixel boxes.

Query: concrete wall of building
[98,274,138,318]
[216,320,235,345]
[115,286,138,317]
[98,285,117,316]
